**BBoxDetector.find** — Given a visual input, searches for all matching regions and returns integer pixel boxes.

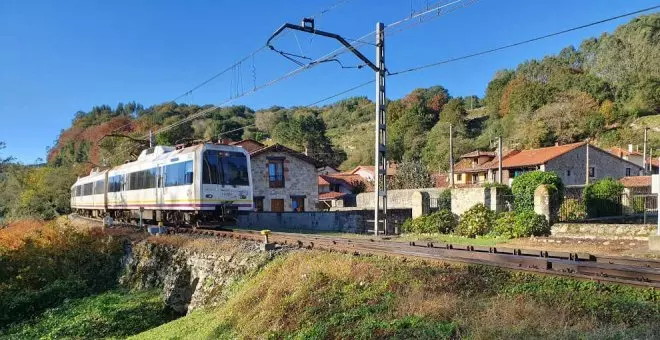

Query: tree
[439,98,467,126]
[484,70,515,114]
[422,122,474,172]
[389,159,433,190]
[0,141,13,168]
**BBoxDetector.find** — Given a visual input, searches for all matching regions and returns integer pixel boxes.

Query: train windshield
[202,151,249,186]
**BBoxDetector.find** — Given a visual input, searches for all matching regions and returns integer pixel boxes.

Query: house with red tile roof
[453,142,644,186]
[317,173,370,209]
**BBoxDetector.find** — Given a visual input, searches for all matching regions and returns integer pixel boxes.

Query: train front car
[103,143,252,227]
[197,143,253,224]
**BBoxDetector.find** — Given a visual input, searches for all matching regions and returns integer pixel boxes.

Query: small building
[348,163,397,182]
[620,175,652,195]
[453,142,644,186]
[317,173,368,209]
[232,139,320,212]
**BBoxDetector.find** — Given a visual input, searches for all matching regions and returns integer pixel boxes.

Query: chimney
[628,144,634,153]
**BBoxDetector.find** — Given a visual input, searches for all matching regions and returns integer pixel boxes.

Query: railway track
[71,215,660,289]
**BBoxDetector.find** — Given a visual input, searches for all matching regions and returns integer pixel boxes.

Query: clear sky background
[1,0,658,163]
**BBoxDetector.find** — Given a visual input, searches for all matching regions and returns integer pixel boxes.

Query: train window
[126,168,159,190]
[203,151,248,186]
[75,185,81,196]
[93,180,105,195]
[83,183,93,196]
[165,161,193,187]
[108,175,122,192]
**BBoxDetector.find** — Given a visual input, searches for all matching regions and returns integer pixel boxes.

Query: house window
[626,168,631,176]
[292,196,305,212]
[589,167,595,178]
[566,170,571,177]
[253,197,264,212]
[456,173,462,181]
[268,160,285,188]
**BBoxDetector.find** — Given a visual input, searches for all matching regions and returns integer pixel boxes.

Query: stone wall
[551,223,656,240]
[237,209,412,233]
[451,186,509,215]
[251,151,318,212]
[121,239,271,314]
[355,188,446,210]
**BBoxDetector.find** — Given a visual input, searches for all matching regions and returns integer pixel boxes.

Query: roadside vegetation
[134,251,660,339]
[0,219,175,338]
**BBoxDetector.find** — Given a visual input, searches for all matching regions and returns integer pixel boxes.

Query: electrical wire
[389,5,660,76]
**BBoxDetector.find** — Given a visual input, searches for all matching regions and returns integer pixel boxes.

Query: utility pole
[585,140,590,185]
[449,124,454,188]
[498,136,503,184]
[149,130,154,148]
[374,22,388,235]
[643,127,648,174]
[265,18,387,235]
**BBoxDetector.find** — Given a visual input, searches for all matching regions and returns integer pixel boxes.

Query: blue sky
[1,0,658,163]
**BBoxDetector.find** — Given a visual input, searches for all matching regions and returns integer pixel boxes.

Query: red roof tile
[318,176,330,185]
[319,191,347,200]
[619,176,651,188]
[608,147,642,157]
[460,150,496,159]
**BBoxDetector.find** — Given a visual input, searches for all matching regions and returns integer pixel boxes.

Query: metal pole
[643,127,648,174]
[585,141,590,185]
[498,136,503,184]
[449,124,454,188]
[374,22,387,235]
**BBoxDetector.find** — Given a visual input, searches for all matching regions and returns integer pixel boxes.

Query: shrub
[456,204,495,238]
[494,212,517,238]
[438,190,451,211]
[511,171,564,213]
[583,178,624,218]
[401,210,457,234]
[512,210,550,237]
[558,198,586,221]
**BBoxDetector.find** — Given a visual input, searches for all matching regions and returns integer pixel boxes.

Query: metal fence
[558,193,658,223]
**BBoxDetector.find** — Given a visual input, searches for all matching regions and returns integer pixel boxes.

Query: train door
[156,166,164,208]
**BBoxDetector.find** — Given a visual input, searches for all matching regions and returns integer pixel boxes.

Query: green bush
[402,210,457,234]
[583,178,624,218]
[494,212,517,238]
[438,190,451,210]
[494,210,550,238]
[511,171,564,213]
[456,204,496,238]
[558,198,586,221]
[512,210,550,237]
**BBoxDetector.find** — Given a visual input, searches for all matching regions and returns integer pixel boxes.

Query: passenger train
[70,143,253,225]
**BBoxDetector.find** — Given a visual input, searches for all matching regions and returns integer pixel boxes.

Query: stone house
[453,142,644,186]
[232,140,320,212]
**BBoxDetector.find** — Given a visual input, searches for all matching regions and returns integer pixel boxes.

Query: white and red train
[70,143,253,225]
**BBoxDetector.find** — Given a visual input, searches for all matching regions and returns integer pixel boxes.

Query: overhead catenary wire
[389,4,660,76]
[101,0,354,141]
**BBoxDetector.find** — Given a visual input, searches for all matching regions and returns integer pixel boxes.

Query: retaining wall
[237,209,412,233]
[551,222,656,240]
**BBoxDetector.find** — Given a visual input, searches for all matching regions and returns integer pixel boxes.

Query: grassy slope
[1,290,178,339]
[134,251,660,340]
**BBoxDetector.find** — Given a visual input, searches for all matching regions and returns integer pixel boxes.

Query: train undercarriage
[74,205,239,227]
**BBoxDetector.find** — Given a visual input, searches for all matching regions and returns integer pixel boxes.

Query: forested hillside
[1,14,658,220]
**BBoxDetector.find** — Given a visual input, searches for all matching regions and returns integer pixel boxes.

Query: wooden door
[271,199,284,212]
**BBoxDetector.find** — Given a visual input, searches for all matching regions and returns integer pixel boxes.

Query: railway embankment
[120,236,278,314]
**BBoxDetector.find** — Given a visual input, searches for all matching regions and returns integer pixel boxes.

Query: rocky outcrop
[120,237,274,314]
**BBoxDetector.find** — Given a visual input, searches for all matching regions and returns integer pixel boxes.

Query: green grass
[133,251,660,340]
[1,290,178,339]
[398,233,506,246]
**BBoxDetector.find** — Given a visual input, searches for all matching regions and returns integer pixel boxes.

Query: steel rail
[70,215,660,289]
